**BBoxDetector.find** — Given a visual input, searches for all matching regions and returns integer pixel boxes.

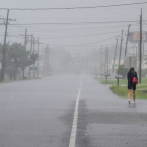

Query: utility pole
[47,45,50,76]
[28,34,33,78]
[22,28,27,79]
[43,45,50,76]
[25,28,27,50]
[94,48,96,68]
[1,9,9,82]
[32,38,40,77]
[33,37,35,78]
[105,47,108,82]
[100,47,102,74]
[119,29,123,66]
[105,47,108,74]
[87,49,88,74]
[37,37,39,77]
[125,24,131,56]
[107,47,108,74]
[104,47,106,74]
[20,30,32,79]
[100,47,103,80]
[143,43,144,60]
[43,47,47,76]
[113,38,118,73]
[139,8,142,84]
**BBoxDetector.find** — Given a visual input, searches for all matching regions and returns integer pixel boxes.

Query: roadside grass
[97,77,147,100]
[0,77,41,84]
[101,79,127,85]
[98,77,127,85]
[110,85,147,100]
[99,77,147,85]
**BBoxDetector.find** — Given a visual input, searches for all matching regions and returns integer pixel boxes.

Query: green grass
[110,85,147,100]
[98,78,127,85]
[97,77,147,100]
[137,84,147,90]
[99,77,147,86]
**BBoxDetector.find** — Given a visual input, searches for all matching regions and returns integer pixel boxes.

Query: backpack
[132,72,138,85]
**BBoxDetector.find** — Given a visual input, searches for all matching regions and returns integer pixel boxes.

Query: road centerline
[69,81,82,147]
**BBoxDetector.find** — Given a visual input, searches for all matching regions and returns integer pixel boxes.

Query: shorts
[128,82,136,90]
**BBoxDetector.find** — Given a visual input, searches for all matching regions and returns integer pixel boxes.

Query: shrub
[117,64,128,79]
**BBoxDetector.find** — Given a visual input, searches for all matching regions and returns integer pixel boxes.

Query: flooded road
[0,75,147,147]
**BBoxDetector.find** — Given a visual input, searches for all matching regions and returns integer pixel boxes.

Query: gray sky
[0,0,147,56]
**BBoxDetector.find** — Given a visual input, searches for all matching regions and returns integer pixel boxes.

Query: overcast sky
[0,0,147,56]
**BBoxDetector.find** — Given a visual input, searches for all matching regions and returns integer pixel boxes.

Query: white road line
[69,81,82,147]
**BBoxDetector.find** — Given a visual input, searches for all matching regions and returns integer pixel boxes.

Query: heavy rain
[0,0,147,147]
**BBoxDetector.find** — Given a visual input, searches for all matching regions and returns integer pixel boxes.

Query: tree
[117,64,128,79]
[9,43,38,79]
[0,43,38,80]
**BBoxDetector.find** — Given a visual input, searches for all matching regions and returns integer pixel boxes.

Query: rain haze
[0,0,147,147]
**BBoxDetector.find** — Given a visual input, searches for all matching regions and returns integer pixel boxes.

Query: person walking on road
[127,67,138,104]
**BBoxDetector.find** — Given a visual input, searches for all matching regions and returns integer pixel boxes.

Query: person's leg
[128,89,131,101]
[133,90,136,102]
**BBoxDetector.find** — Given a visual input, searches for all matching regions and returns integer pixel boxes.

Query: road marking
[69,81,82,147]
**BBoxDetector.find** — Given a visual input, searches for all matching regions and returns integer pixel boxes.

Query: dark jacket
[127,71,138,83]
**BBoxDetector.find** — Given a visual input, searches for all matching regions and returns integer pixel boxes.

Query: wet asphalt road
[0,75,147,147]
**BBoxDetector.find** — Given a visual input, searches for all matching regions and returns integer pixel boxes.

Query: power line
[1,24,142,39]
[9,24,129,32]
[38,30,121,39]
[0,2,147,10]
[15,17,146,20]
[48,36,119,47]
[40,43,116,48]
[7,20,139,26]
